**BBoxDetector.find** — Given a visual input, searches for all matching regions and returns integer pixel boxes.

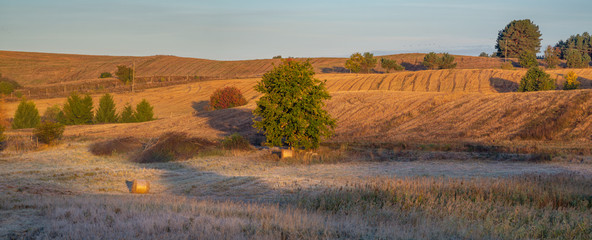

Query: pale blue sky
[1,0,590,60]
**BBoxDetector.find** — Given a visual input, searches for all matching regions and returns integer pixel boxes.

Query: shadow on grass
[489,77,519,92]
[195,107,265,146]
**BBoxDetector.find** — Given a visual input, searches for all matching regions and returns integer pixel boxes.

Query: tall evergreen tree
[95,93,118,123]
[496,19,542,58]
[134,99,154,122]
[12,98,40,129]
[120,103,136,123]
[61,92,94,125]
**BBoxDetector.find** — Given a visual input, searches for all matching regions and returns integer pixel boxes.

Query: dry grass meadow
[1,51,592,239]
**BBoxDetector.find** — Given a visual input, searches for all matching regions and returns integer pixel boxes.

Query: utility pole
[505,38,508,62]
[132,61,135,93]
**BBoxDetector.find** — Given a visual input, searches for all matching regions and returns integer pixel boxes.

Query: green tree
[61,92,94,125]
[134,99,154,122]
[496,19,542,58]
[563,71,580,90]
[361,52,377,73]
[544,46,560,69]
[345,52,363,73]
[253,60,336,149]
[479,52,489,57]
[565,48,591,68]
[518,67,555,92]
[95,93,118,123]
[0,82,14,95]
[439,53,457,69]
[12,98,40,129]
[120,103,136,123]
[115,65,133,84]
[519,52,538,68]
[423,52,439,70]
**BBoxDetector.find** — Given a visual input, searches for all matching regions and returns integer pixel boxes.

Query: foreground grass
[1,142,591,239]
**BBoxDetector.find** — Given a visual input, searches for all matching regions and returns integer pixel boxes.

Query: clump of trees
[518,67,555,92]
[254,60,336,149]
[12,98,40,129]
[209,86,247,110]
[60,92,94,125]
[565,49,591,68]
[345,52,377,73]
[115,65,134,84]
[479,52,489,57]
[422,52,457,70]
[380,58,404,73]
[563,71,580,90]
[117,100,155,123]
[495,19,542,58]
[555,32,591,59]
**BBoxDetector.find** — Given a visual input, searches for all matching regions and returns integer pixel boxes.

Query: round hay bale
[131,179,150,194]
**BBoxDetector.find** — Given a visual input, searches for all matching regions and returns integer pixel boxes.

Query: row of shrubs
[12,92,155,130]
[89,132,251,163]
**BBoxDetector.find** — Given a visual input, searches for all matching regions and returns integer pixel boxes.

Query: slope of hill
[0,51,508,86]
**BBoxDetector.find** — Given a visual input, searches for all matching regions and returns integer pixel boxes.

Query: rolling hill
[0,50,508,86]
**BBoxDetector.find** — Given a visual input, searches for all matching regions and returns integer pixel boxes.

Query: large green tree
[115,65,133,84]
[496,19,542,58]
[61,92,94,125]
[12,99,40,129]
[565,48,591,68]
[95,93,118,123]
[253,60,336,149]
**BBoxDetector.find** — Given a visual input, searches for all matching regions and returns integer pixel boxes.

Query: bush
[134,99,154,122]
[380,58,404,73]
[518,67,555,92]
[12,98,40,129]
[0,74,21,95]
[42,104,62,122]
[99,72,113,78]
[120,103,136,123]
[563,71,580,90]
[479,52,489,57]
[95,93,118,123]
[133,132,218,163]
[500,62,515,70]
[61,92,94,125]
[345,52,377,73]
[89,137,142,156]
[115,65,133,84]
[209,86,247,110]
[422,52,439,70]
[519,52,538,68]
[220,133,251,150]
[34,121,65,145]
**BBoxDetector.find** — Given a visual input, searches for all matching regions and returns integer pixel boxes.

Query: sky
[1,0,591,60]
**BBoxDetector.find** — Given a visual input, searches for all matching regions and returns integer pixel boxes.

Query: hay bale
[131,179,150,194]
[281,149,294,159]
